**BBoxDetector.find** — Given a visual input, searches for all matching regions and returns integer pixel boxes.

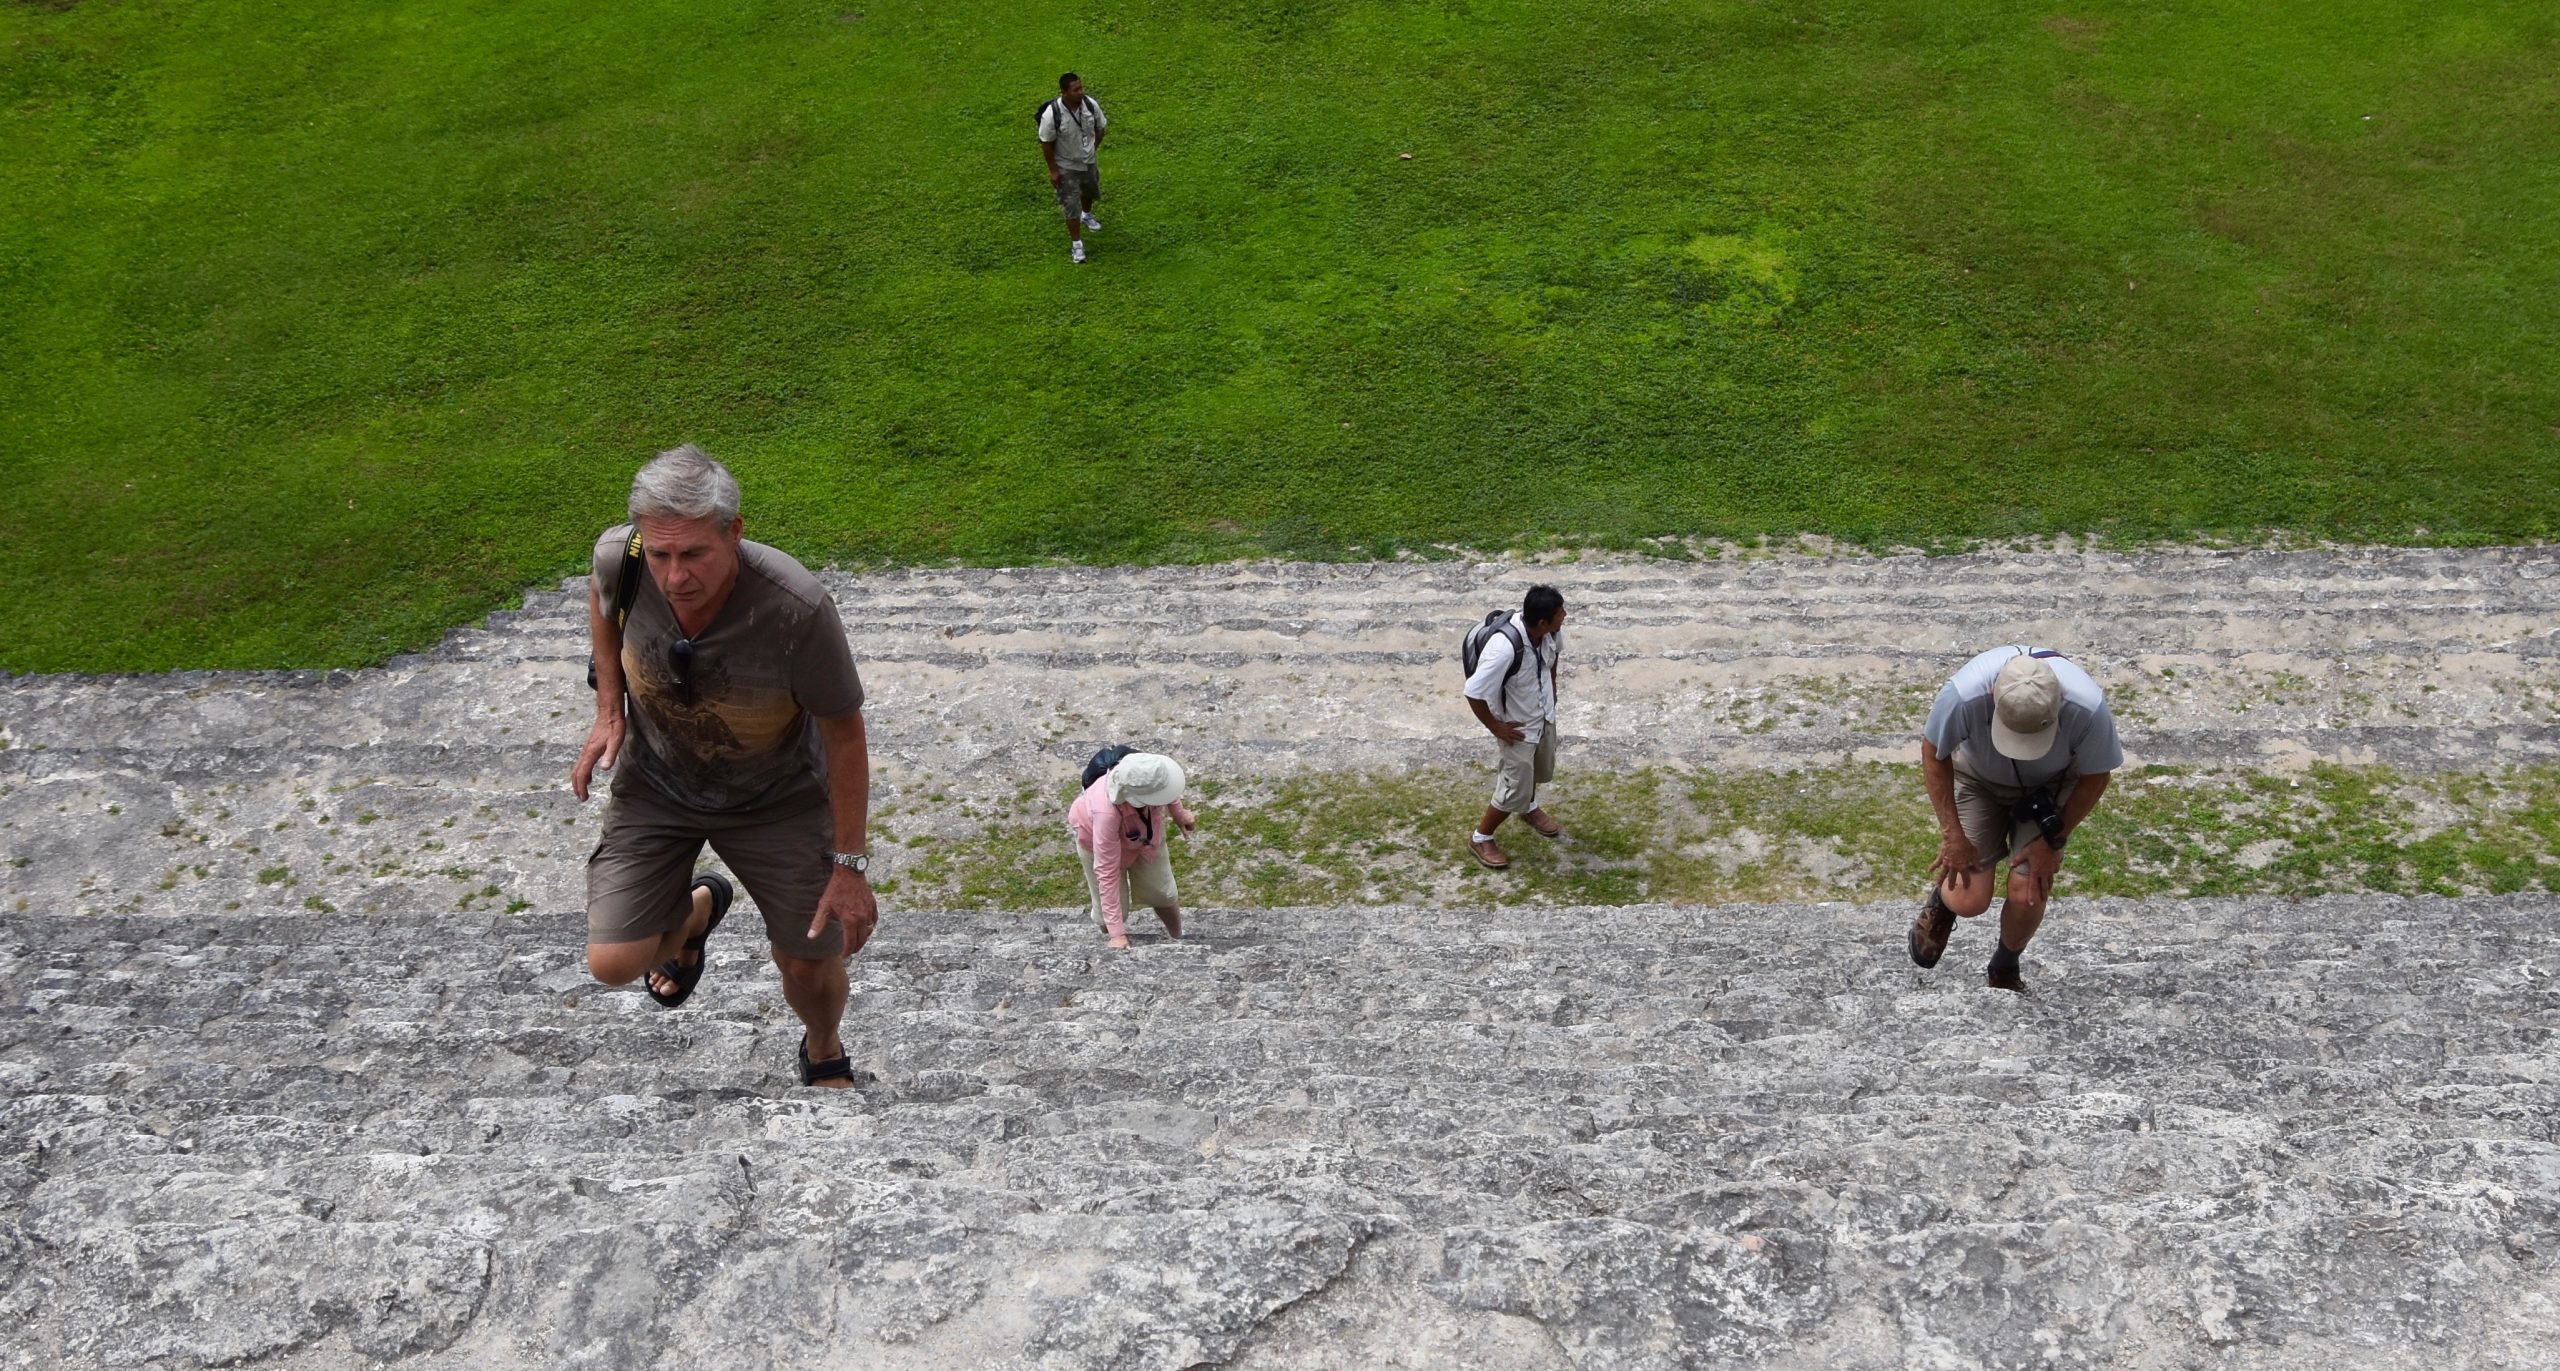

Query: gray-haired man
[1910,646,2122,993]
[570,444,880,1087]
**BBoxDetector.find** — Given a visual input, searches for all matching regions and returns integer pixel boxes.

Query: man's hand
[1927,830,1981,880]
[1487,719,1526,744]
[1175,809,1197,836]
[808,867,880,955]
[2012,837,2064,896]
[571,714,624,802]
[1048,166,1062,187]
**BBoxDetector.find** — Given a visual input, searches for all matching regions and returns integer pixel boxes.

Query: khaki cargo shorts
[586,776,844,960]
[1951,769,2049,873]
[1491,721,1559,815]
[1075,840,1178,917]
[1055,164,1100,216]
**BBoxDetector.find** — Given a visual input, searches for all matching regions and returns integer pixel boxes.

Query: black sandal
[797,1033,856,1088]
[645,872,733,1009]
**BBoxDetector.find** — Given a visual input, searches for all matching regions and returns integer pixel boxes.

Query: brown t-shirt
[594,524,864,813]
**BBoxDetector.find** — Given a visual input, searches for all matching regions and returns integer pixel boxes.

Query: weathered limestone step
[10,552,2557,795]
[5,895,2555,1369]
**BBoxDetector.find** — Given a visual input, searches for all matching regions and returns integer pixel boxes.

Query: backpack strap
[1497,621,1530,694]
[609,529,644,629]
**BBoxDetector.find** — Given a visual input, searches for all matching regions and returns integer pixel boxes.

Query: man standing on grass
[1038,71,1107,264]
[1464,585,1567,870]
[570,444,880,1088]
[1908,646,2121,994]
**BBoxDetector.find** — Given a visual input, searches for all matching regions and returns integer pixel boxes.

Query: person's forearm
[1921,741,1962,836]
[820,712,871,854]
[1468,696,1505,734]
[1093,837,1126,928]
[2059,771,2111,842]
[1041,143,1059,172]
[589,586,626,719]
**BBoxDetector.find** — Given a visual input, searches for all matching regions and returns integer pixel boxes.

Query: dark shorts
[586,776,844,960]
[1055,164,1100,215]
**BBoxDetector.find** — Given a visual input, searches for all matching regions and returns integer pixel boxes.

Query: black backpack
[584,529,646,691]
[1460,610,1531,695]
[1081,744,1138,791]
[1037,96,1094,136]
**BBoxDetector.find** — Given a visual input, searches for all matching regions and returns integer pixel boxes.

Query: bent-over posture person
[570,445,880,1087]
[1910,646,2121,993]
[1068,752,1193,950]
[1465,585,1567,869]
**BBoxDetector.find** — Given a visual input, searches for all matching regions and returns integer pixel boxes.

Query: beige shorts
[1075,841,1178,925]
[1951,770,2048,872]
[1055,164,1100,216]
[586,776,844,960]
[1492,722,1559,814]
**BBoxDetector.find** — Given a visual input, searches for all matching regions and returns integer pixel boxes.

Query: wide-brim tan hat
[1990,653,2063,760]
[1106,753,1186,807]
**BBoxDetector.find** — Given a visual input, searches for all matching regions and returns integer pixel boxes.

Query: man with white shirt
[1037,72,1107,264]
[1463,585,1567,869]
[1910,646,2123,993]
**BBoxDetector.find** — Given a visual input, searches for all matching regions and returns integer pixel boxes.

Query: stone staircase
[8,545,2560,920]
[5,546,2560,1367]
[4,896,2556,1369]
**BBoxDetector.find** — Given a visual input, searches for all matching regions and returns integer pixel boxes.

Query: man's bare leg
[585,882,715,988]
[1988,867,2049,992]
[776,951,853,1089]
[1998,868,2050,951]
[1939,864,1996,919]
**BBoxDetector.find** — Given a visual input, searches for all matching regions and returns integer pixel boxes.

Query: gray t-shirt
[594,525,864,813]
[1038,95,1106,169]
[1922,645,2122,791]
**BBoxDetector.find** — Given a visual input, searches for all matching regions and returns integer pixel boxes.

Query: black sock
[1987,942,2021,975]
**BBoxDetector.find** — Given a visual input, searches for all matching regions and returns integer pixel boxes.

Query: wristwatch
[830,851,869,874]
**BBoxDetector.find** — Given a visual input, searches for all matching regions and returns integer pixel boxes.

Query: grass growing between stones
[7,1,2560,671]
[867,762,2560,912]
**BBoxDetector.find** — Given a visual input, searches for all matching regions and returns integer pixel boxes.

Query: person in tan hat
[1909,646,2122,992]
[1067,752,1195,950]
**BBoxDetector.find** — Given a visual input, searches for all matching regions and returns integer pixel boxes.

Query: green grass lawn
[5,0,2555,671]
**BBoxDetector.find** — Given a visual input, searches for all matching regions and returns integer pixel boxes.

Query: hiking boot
[1986,960,2028,995]
[1469,836,1511,869]
[1908,886,1956,968]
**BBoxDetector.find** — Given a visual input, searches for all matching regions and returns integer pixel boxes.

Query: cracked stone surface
[3,897,2556,1368]
[4,548,2559,1367]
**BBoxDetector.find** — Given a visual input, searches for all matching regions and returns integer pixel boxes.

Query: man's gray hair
[629,444,743,524]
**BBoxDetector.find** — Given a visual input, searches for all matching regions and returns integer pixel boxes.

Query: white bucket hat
[1107,753,1187,807]
[1990,653,2063,760]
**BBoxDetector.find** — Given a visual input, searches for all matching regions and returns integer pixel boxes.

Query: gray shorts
[1952,770,2048,872]
[585,776,844,960]
[1492,723,1559,814]
[1055,164,1100,215]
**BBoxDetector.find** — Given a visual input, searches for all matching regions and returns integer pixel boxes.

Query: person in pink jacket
[1067,752,1195,949]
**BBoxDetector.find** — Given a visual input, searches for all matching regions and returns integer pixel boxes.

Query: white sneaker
[1081,212,1101,232]
[1071,240,1086,264]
